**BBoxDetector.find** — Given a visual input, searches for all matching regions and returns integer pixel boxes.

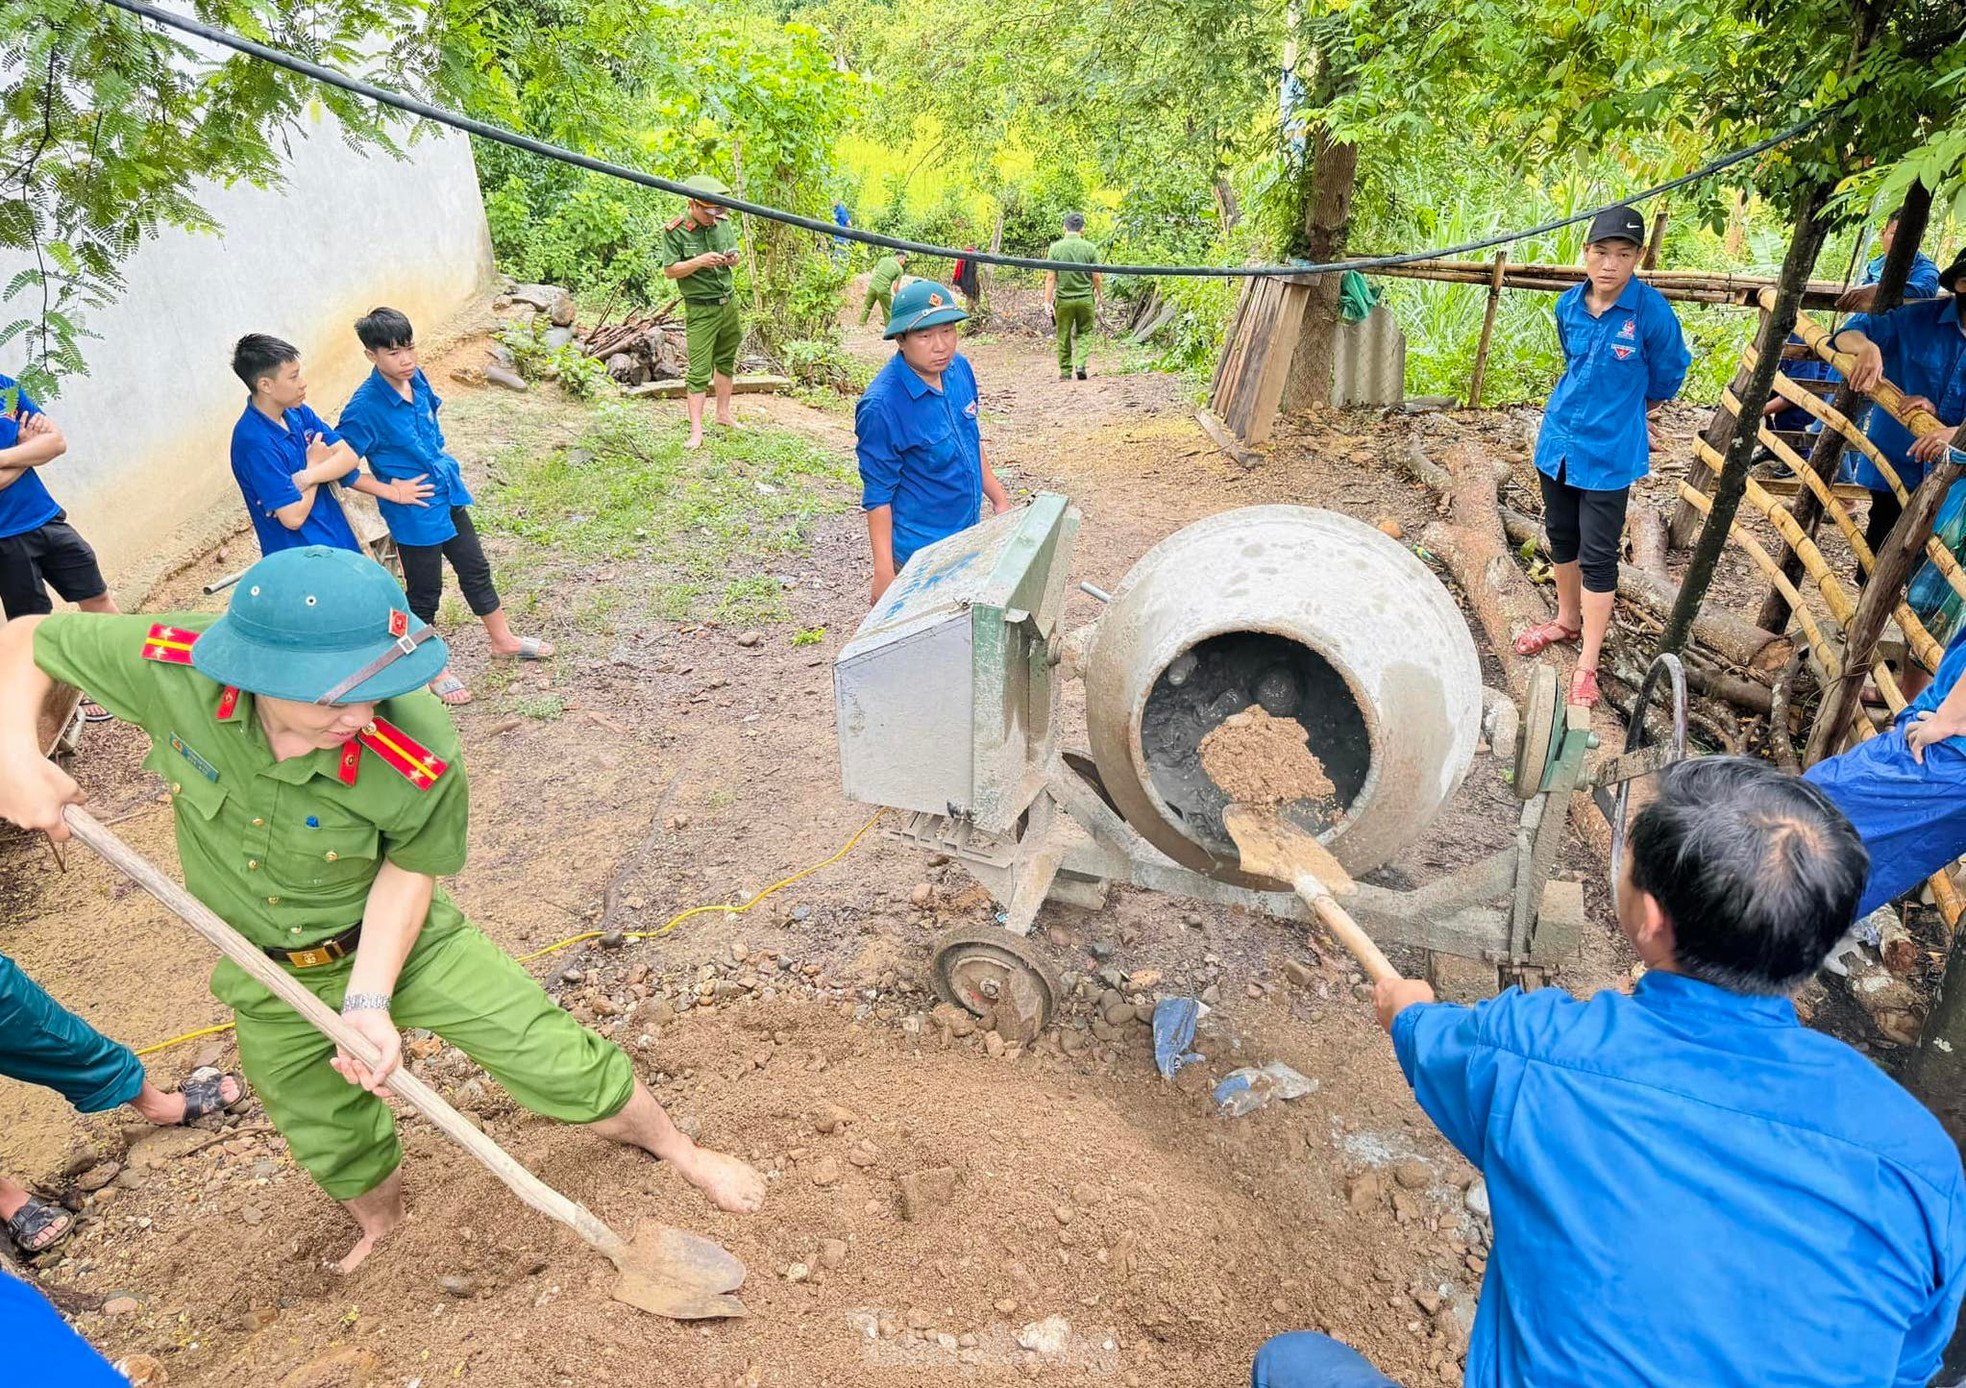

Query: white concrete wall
[7,113,493,596]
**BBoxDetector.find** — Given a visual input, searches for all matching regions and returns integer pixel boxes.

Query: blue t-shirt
[855,351,984,567]
[0,1270,125,1385]
[1842,298,1966,492]
[230,401,361,556]
[336,368,473,548]
[1394,972,1966,1387]
[0,374,62,540]
[1866,250,1944,300]
[1533,277,1691,491]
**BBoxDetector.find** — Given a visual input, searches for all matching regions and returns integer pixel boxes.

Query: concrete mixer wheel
[930,927,1060,1042]
[1513,665,1562,801]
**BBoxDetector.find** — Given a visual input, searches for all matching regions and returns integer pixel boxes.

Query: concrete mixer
[833,493,1684,1033]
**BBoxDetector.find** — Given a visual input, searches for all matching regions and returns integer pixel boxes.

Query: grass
[792,626,827,646]
[467,397,853,630]
[505,692,566,721]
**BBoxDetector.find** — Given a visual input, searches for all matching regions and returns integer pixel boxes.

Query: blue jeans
[1253,1332,1401,1387]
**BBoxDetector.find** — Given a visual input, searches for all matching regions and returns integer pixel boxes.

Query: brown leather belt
[265,921,362,969]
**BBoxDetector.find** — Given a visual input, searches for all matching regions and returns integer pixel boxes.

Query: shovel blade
[608,1221,749,1320]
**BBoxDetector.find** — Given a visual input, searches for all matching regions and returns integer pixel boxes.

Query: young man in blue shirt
[1256,757,1966,1388]
[0,373,120,720]
[856,279,1012,603]
[1832,250,1966,572]
[1514,205,1691,707]
[227,334,428,558]
[1835,210,1945,315]
[336,308,553,707]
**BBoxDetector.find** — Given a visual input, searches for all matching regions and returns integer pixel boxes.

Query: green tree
[2,0,466,398]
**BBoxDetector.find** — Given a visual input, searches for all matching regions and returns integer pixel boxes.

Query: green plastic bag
[1338,270,1381,324]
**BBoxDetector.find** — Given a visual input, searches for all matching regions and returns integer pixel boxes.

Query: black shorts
[0,515,108,620]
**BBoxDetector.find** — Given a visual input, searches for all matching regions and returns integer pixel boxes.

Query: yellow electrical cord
[135,807,889,1057]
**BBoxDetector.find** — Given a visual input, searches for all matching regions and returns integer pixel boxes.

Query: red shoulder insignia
[352,716,448,790]
[141,624,197,665]
[664,215,688,231]
[214,686,241,720]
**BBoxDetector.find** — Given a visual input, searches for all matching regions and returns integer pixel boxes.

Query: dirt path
[0,290,1624,1387]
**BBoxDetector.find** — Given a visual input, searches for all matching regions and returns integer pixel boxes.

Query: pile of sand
[1198,705,1336,805]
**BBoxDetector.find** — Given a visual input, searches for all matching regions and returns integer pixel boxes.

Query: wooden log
[1418,443,1550,701]
[1195,409,1259,469]
[1767,646,1807,774]
[1348,258,1850,309]
[1673,481,1843,685]
[623,374,792,400]
[1465,252,1507,408]
[1628,504,1668,579]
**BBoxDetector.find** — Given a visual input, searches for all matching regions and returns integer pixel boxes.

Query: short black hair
[355,307,415,351]
[231,334,299,392]
[1627,756,1867,995]
[1063,211,1085,232]
[1884,211,1902,231]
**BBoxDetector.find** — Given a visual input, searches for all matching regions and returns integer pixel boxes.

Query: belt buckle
[287,946,332,969]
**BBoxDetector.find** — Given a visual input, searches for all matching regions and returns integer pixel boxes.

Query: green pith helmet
[192,546,449,705]
[681,174,732,218]
[884,279,968,339]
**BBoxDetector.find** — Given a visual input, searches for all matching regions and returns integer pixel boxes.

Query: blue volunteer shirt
[1394,974,1966,1387]
[1533,277,1691,490]
[230,400,362,556]
[0,374,62,540]
[1843,297,1966,492]
[336,367,473,548]
[856,351,984,567]
[1867,250,1944,300]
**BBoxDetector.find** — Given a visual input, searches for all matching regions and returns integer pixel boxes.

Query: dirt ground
[2,285,1647,1387]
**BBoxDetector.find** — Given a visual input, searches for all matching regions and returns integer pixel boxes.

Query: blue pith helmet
[192,547,449,704]
[884,279,968,339]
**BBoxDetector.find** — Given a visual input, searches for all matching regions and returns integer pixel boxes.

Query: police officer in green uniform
[1044,212,1102,381]
[661,173,744,451]
[860,250,909,327]
[0,546,764,1274]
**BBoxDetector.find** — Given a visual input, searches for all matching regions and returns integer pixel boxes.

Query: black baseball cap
[1941,249,1966,294]
[1586,204,1647,248]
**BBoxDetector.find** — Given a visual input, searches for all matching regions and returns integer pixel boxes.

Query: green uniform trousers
[0,950,146,1113]
[1054,298,1095,373]
[212,922,636,1201]
[859,286,893,327]
[683,298,743,393]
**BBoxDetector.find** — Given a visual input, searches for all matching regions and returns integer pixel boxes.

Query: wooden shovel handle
[62,805,631,1264]
[1292,871,1402,984]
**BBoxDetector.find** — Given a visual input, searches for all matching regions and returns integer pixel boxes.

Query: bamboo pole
[1673,481,1841,682]
[1775,295,1950,438]
[1465,251,1507,408]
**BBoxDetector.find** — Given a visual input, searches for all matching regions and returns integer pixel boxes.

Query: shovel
[61,805,748,1319]
[1222,804,1401,984]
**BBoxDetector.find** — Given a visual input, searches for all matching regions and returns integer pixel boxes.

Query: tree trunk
[1283,128,1358,410]
[1213,175,1242,232]
[1417,443,1550,701]
[1757,181,1934,633]
[1668,312,1766,548]
[1659,178,1834,654]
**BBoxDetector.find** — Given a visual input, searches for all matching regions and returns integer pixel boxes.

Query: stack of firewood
[580,305,683,386]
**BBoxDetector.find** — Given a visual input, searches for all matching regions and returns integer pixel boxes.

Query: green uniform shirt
[870,255,906,296]
[1047,234,1100,301]
[33,613,470,953]
[661,214,740,303]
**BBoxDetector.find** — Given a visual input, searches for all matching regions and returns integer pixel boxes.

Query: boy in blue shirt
[0,373,119,720]
[336,308,552,707]
[855,279,1012,604]
[228,333,429,559]
[1257,757,1966,1387]
[1513,205,1690,708]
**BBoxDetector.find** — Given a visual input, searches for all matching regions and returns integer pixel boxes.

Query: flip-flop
[494,637,554,662]
[1514,620,1581,657]
[429,674,474,706]
[5,1196,73,1256]
[176,1066,249,1124]
[80,697,112,723]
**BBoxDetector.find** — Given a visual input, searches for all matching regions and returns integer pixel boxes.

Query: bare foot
[333,1223,397,1275]
[487,636,555,660]
[670,1143,765,1214]
[331,1173,406,1274]
[684,433,705,452]
[714,415,739,430]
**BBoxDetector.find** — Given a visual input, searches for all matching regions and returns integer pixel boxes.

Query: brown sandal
[1514,620,1581,657]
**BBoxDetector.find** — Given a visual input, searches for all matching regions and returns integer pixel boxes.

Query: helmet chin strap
[314,625,439,706]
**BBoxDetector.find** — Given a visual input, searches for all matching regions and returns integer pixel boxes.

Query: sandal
[6,1196,74,1256]
[429,674,473,707]
[494,637,554,662]
[176,1066,248,1124]
[80,697,112,723]
[1514,620,1581,657]
[1569,666,1601,708]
